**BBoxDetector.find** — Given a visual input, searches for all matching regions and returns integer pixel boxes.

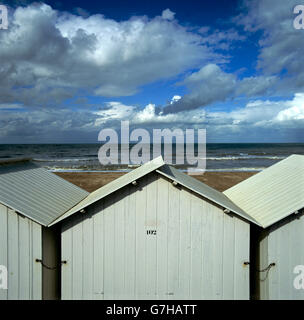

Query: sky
[0,0,304,143]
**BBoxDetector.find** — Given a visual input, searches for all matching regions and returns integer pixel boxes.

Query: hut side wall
[0,203,42,300]
[260,213,304,300]
[61,172,250,300]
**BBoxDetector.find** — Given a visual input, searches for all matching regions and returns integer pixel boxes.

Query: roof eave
[0,200,47,226]
[156,168,261,226]
[49,156,166,226]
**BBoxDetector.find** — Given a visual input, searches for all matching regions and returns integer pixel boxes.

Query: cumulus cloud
[276,93,304,121]
[161,64,237,114]
[159,0,304,116]
[207,94,304,134]
[132,103,206,125]
[200,28,246,51]
[93,100,207,127]
[156,0,304,115]
[1,93,304,143]
[160,64,279,114]
[236,75,278,97]
[170,96,182,104]
[236,0,304,89]
[201,93,304,142]
[161,9,175,21]
[94,93,304,129]
[0,3,211,107]
[1,1,303,143]
[94,102,134,125]
[98,94,304,144]
[0,107,98,143]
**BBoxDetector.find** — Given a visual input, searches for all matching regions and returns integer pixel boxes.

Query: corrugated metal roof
[49,156,166,226]
[50,156,259,226]
[0,161,89,226]
[224,154,304,228]
[157,165,260,225]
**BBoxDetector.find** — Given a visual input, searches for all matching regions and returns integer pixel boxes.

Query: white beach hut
[224,154,304,300]
[0,158,88,300]
[51,156,259,300]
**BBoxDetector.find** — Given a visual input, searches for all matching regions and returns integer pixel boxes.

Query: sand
[55,171,257,193]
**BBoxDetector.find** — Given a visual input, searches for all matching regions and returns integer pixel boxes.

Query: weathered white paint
[0,203,42,300]
[61,172,250,300]
[259,213,304,300]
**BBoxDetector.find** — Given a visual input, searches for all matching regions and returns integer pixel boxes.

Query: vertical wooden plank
[124,188,136,299]
[297,216,304,300]
[135,178,147,299]
[222,213,235,299]
[113,190,126,299]
[278,224,290,299]
[233,218,250,300]
[93,203,104,300]
[82,213,94,300]
[28,220,33,300]
[156,176,169,300]
[7,209,19,300]
[145,175,157,299]
[18,216,30,300]
[190,194,202,299]
[291,216,304,299]
[268,228,279,300]
[104,197,115,299]
[299,216,304,300]
[1,209,42,300]
[211,207,224,299]
[167,180,180,300]
[31,221,42,300]
[178,188,191,299]
[72,215,83,300]
[0,204,8,300]
[61,220,73,300]
[201,201,213,299]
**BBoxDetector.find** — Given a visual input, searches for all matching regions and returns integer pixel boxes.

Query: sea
[0,143,303,172]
